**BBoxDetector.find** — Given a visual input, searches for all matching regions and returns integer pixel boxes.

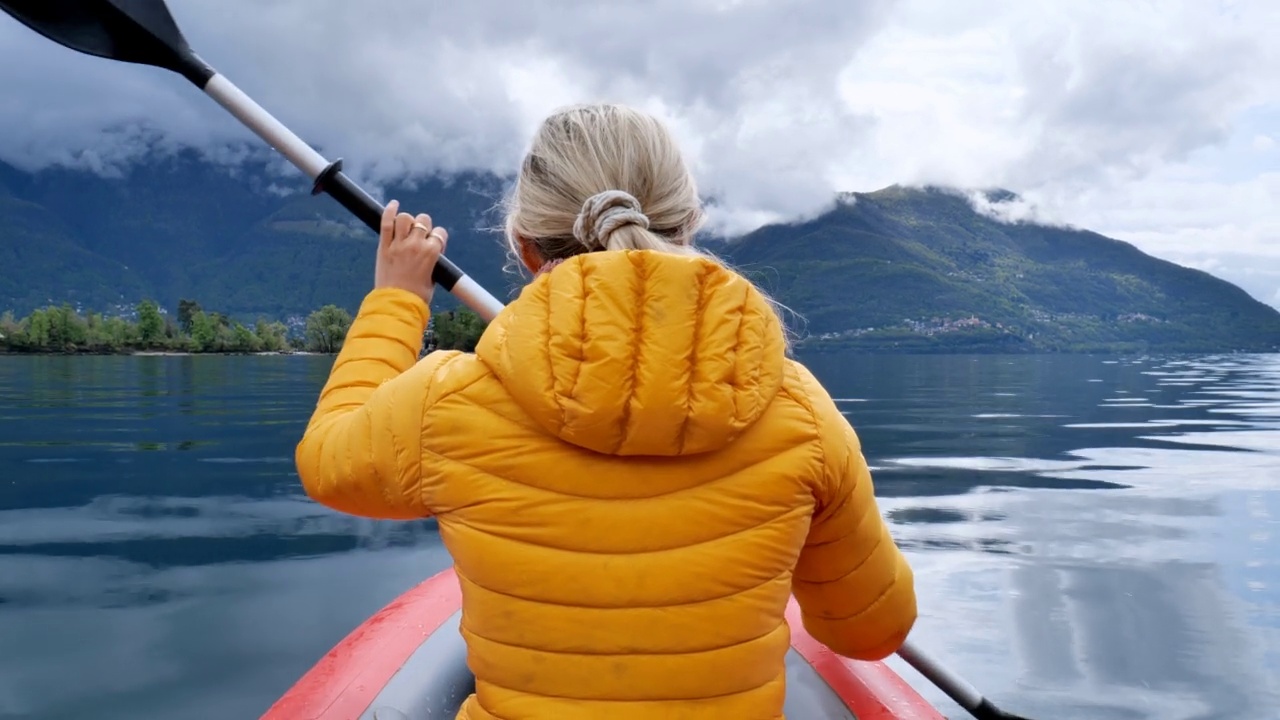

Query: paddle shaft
[896,640,1031,720]
[0,0,502,320]
[197,71,504,321]
[9,5,508,323]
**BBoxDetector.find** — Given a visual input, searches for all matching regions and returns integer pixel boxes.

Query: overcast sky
[1,0,1277,307]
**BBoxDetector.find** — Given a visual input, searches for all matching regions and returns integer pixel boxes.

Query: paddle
[897,639,1034,720]
[0,0,505,322]
[1,3,1039,718]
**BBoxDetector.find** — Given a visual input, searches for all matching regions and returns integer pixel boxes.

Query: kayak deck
[262,567,944,719]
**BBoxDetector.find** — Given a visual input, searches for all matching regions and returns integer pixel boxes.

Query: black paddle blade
[0,0,212,85]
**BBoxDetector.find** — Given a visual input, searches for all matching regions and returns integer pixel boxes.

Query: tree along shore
[0,299,486,355]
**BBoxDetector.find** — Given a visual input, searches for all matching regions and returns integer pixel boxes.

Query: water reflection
[0,353,1276,719]
[0,494,440,570]
[838,354,1280,719]
[0,546,452,720]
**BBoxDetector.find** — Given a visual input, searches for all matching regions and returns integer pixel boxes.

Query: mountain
[1,155,1277,353]
[0,152,520,320]
[711,186,1280,353]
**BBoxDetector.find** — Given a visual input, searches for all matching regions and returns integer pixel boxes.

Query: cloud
[0,0,1277,304]
[962,190,1070,227]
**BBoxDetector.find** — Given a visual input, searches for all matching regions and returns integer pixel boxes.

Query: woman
[296,103,916,720]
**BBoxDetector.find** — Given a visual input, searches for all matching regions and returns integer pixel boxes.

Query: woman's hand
[374,199,449,305]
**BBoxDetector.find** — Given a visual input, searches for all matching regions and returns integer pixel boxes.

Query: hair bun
[572,190,650,250]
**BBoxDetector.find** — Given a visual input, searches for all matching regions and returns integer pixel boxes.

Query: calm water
[0,353,1277,720]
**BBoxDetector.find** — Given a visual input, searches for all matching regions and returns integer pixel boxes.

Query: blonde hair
[504,103,707,261]
[502,103,798,345]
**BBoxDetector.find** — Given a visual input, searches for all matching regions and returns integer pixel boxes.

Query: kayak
[261,566,947,720]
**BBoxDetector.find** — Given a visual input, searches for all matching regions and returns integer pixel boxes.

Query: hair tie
[572,190,649,249]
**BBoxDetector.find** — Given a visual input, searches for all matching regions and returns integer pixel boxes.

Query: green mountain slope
[0,153,521,320]
[0,190,150,313]
[1,157,1276,353]
[182,171,520,319]
[705,186,1280,352]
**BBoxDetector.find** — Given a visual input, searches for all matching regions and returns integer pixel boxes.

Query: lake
[0,353,1276,720]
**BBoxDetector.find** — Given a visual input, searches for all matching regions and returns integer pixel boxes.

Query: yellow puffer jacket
[296,250,916,720]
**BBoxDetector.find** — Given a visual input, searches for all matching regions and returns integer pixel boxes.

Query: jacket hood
[475,250,787,457]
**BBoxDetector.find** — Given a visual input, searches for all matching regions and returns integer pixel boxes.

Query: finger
[408,213,433,240]
[394,212,414,242]
[379,200,399,248]
[428,226,448,255]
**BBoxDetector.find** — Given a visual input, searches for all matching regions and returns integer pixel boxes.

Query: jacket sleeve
[294,287,458,520]
[791,366,918,661]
